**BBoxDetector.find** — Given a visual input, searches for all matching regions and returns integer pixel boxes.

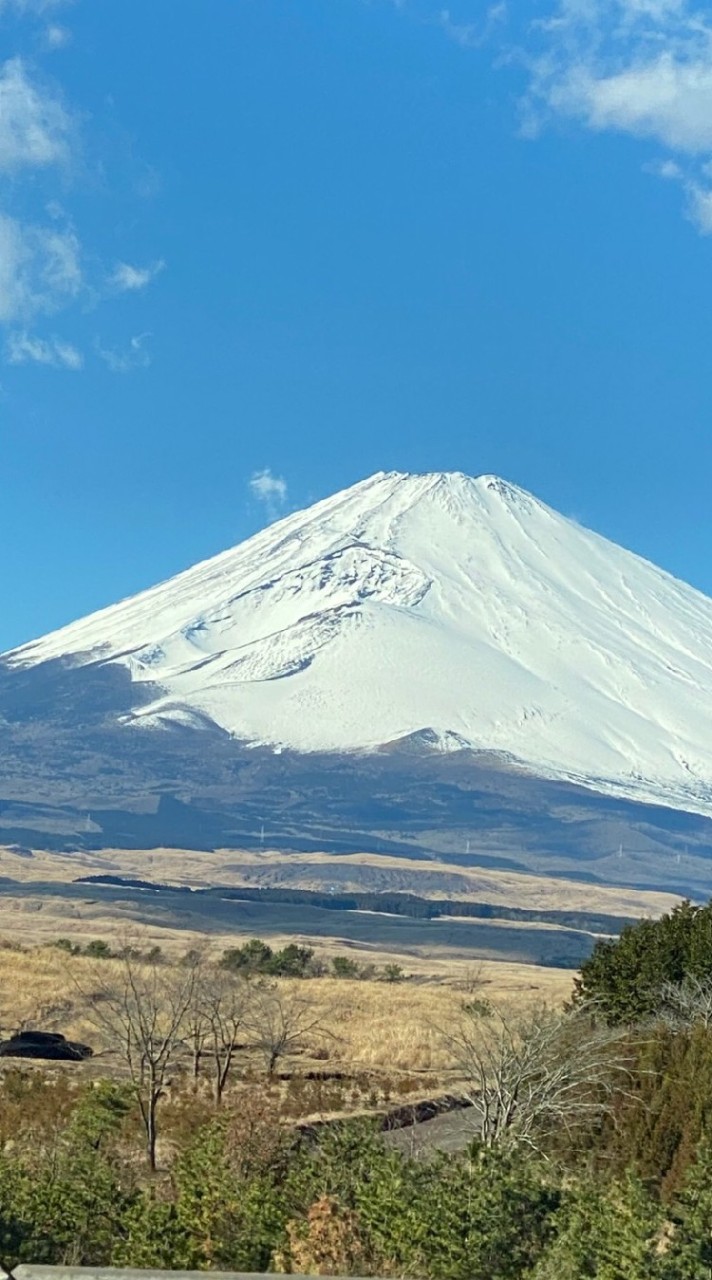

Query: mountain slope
[6,470,712,818]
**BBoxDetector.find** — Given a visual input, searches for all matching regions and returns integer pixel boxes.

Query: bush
[221,939,274,973]
[662,1135,712,1277]
[83,940,115,959]
[532,1172,662,1279]
[52,938,81,956]
[51,938,163,963]
[382,963,405,983]
[220,939,313,978]
[168,1118,287,1271]
[552,1022,712,1199]
[282,1122,558,1280]
[575,899,712,1023]
[277,1194,368,1275]
[271,944,314,978]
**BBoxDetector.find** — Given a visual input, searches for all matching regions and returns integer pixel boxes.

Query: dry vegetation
[0,935,573,1076]
[0,842,594,1118]
[0,842,678,917]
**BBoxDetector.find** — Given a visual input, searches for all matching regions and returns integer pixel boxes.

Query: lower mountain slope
[0,652,710,895]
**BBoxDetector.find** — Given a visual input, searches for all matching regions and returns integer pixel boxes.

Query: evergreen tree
[576,900,712,1024]
[662,1136,712,1279]
[534,1172,662,1280]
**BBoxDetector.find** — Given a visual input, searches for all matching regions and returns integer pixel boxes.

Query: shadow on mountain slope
[1,656,711,894]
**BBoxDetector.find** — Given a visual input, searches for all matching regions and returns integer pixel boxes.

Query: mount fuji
[3,470,712,891]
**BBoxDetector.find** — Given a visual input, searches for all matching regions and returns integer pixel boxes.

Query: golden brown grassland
[0,843,678,916]
[0,937,573,1076]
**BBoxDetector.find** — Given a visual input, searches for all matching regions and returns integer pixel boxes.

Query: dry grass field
[0,840,644,1085]
[0,840,669,982]
[0,843,679,917]
[0,935,573,1075]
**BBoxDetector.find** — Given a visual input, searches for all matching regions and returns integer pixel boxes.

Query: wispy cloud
[6,329,82,368]
[521,0,712,232]
[0,54,82,360]
[439,4,506,49]
[109,259,165,293]
[0,25,164,370]
[95,332,151,373]
[250,468,289,518]
[0,212,81,323]
[387,0,712,232]
[0,55,70,171]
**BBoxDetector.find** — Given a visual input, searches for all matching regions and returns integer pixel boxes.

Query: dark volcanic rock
[0,1030,93,1061]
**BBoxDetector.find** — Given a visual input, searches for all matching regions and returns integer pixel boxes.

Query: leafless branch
[242,980,331,1075]
[438,1001,637,1154]
[70,942,198,1169]
[659,975,712,1030]
[194,964,251,1103]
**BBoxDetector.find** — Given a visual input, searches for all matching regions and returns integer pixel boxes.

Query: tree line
[78,874,630,934]
[53,935,405,982]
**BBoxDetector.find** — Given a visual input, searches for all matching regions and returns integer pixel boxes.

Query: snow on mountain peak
[6,469,712,817]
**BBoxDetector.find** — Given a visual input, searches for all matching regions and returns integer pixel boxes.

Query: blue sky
[2,0,712,650]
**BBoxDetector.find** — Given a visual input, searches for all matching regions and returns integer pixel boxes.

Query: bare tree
[242,980,331,1075]
[74,949,197,1170]
[198,966,251,1103]
[185,994,211,1085]
[659,975,712,1029]
[440,1001,635,1153]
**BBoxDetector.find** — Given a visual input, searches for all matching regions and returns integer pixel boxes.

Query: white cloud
[250,468,289,516]
[542,54,712,152]
[6,329,82,368]
[524,0,712,231]
[439,4,506,48]
[110,259,165,293]
[0,1,68,12]
[686,177,712,231]
[0,56,70,171]
[0,15,161,364]
[44,23,70,48]
[0,213,81,323]
[95,332,151,373]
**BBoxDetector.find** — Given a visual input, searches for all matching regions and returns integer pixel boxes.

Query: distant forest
[76,876,631,936]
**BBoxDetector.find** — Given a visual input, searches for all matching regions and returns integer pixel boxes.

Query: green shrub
[382,962,405,983]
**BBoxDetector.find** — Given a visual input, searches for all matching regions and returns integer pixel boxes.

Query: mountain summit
[7,470,712,816]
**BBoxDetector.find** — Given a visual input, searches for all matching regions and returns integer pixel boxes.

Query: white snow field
[6,471,712,815]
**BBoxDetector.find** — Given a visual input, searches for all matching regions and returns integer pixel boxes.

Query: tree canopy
[575,899,712,1023]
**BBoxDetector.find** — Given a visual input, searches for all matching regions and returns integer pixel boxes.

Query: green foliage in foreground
[7,994,712,1278]
[1,1068,711,1278]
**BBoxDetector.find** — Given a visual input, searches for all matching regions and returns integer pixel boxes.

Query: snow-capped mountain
[7,470,712,818]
